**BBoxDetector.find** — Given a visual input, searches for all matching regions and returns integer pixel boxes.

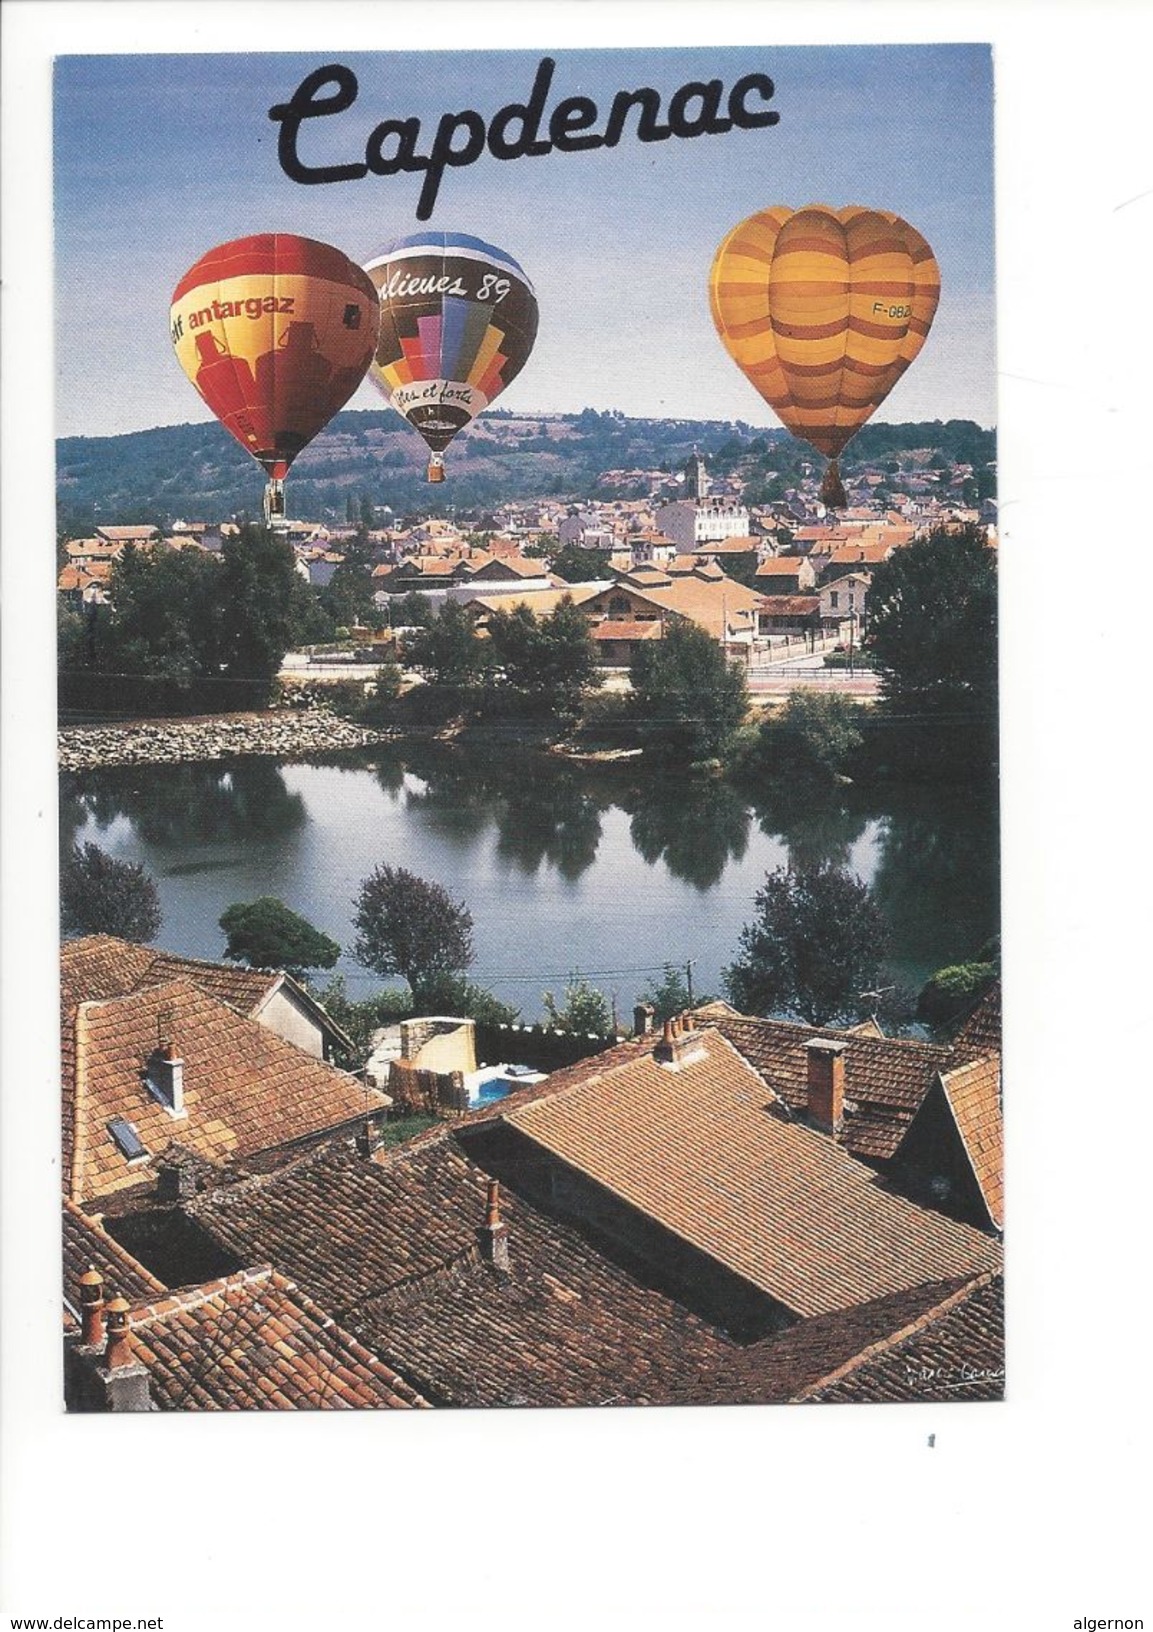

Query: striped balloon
[364,232,538,480]
[709,205,941,466]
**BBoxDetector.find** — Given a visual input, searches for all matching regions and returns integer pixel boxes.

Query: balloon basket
[263,478,288,530]
[427,457,446,484]
[820,459,847,511]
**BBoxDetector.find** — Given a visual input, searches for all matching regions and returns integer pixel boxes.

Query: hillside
[56,410,995,532]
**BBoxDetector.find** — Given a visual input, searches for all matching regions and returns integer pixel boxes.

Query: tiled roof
[952,981,1002,1061]
[122,1267,429,1409]
[711,1013,954,1160]
[939,1056,1003,1229]
[61,936,350,1048]
[503,1029,1001,1318]
[805,1274,1004,1403]
[62,1199,166,1329]
[591,620,663,642]
[651,1275,992,1405]
[65,976,384,1202]
[190,1137,738,1408]
[758,595,821,616]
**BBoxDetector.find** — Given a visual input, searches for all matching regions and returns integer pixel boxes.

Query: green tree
[390,590,435,628]
[353,865,475,1002]
[486,596,601,712]
[402,600,489,686]
[61,842,162,944]
[547,543,609,583]
[865,523,997,721]
[723,863,890,1025]
[744,692,864,783]
[637,964,715,1024]
[214,524,319,679]
[218,897,340,979]
[629,617,748,761]
[542,975,612,1035]
[916,960,997,1036]
[416,972,520,1025]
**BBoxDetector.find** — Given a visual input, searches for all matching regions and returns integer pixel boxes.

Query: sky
[53,43,995,439]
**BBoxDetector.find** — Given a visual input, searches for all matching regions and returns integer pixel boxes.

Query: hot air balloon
[364,232,539,482]
[709,205,940,509]
[170,235,380,526]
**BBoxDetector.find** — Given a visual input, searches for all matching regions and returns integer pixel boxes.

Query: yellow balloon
[709,204,941,462]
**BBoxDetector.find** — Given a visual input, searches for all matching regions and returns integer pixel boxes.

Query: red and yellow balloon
[170,234,380,521]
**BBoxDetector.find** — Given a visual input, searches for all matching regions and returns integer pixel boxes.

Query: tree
[353,865,474,1001]
[486,596,601,711]
[312,975,413,1069]
[546,543,608,583]
[865,523,997,721]
[744,692,863,783]
[629,617,748,761]
[61,842,162,943]
[722,863,890,1025]
[638,964,715,1024]
[402,600,489,686]
[542,975,612,1035]
[416,972,520,1025]
[214,524,320,679]
[218,897,340,979]
[916,960,997,1036]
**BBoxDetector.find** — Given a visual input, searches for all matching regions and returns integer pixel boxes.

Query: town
[57,416,1003,1414]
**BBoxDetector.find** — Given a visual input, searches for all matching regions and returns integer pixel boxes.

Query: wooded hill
[57,410,995,534]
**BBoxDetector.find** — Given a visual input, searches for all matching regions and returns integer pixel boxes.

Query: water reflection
[59,745,999,995]
[61,760,307,852]
[750,785,869,873]
[627,775,750,891]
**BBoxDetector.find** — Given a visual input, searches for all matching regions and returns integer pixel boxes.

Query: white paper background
[3,5,1150,1629]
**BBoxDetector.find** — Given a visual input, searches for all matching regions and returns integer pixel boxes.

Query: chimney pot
[104,1296,133,1370]
[633,1002,655,1037]
[147,1043,185,1116]
[79,1265,106,1347]
[478,1179,509,1269]
[805,1038,847,1133]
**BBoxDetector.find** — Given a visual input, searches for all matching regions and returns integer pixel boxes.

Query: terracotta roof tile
[122,1267,429,1409]
[65,977,384,1202]
[939,1056,1003,1229]
[708,1014,954,1160]
[503,1029,1001,1318]
[62,1199,166,1329]
[806,1275,1004,1403]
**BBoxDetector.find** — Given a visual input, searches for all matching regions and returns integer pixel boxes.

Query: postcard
[4,5,1148,1630]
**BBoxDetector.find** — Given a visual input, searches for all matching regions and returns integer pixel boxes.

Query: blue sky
[54,44,994,438]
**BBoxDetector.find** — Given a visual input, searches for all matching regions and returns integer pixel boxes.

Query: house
[57,560,112,609]
[60,962,386,1206]
[653,497,750,550]
[580,568,764,652]
[61,935,354,1062]
[150,1015,1003,1407]
[62,1206,427,1411]
[756,595,822,641]
[818,571,872,632]
[702,984,1003,1233]
[755,556,817,594]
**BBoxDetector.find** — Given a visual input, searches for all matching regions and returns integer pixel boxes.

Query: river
[60,743,999,1021]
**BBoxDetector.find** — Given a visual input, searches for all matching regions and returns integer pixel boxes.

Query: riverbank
[58,709,395,773]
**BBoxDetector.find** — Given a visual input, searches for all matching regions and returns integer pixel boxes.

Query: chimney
[652,1013,706,1069]
[96,1295,152,1412]
[356,1114,383,1158]
[156,1150,197,1203]
[78,1265,106,1347]
[147,1040,185,1116]
[805,1038,847,1134]
[477,1179,509,1271]
[633,1002,655,1037]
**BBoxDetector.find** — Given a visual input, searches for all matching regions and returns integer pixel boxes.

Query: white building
[653,497,750,551]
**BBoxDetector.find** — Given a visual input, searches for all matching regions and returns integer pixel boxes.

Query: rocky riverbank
[58,710,394,772]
